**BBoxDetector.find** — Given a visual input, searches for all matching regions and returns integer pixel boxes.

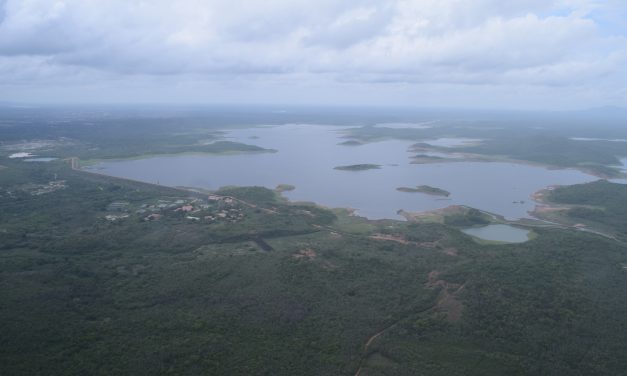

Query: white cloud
[0,0,625,108]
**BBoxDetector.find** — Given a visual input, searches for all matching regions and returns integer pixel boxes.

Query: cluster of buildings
[104,194,245,224]
[20,180,67,196]
[202,207,245,223]
[104,213,129,222]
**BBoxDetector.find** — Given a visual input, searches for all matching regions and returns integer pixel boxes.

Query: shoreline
[79,148,277,166]
[408,150,616,179]
[65,153,608,237]
[67,157,575,227]
[68,156,627,244]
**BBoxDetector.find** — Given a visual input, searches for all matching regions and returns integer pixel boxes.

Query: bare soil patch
[369,233,438,249]
[442,247,458,256]
[426,270,465,322]
[293,248,317,260]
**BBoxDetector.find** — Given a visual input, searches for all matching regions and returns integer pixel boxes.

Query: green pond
[462,224,531,243]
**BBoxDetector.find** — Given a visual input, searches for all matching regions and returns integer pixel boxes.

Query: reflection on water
[570,137,627,142]
[374,122,434,129]
[462,224,531,243]
[421,138,483,147]
[24,157,58,162]
[90,124,596,220]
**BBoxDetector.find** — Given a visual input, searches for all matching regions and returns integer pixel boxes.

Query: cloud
[0,0,626,108]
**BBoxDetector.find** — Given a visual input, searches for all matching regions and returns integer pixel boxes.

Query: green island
[196,140,273,154]
[343,119,627,178]
[397,185,451,197]
[411,154,448,163]
[334,163,381,171]
[338,140,363,146]
[275,183,296,192]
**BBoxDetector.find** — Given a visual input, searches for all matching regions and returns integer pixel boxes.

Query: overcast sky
[1,0,626,109]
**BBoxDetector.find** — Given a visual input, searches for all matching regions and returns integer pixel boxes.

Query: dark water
[89,124,596,220]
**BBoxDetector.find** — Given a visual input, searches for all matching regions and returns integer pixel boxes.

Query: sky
[1,0,626,110]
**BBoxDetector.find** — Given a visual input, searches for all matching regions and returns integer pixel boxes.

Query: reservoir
[88,124,596,220]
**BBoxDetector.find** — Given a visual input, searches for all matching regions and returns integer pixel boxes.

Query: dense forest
[1,159,627,375]
[547,180,627,239]
[2,108,627,374]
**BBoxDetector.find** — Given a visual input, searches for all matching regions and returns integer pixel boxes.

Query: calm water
[374,122,434,129]
[570,138,627,142]
[462,224,531,243]
[89,124,596,220]
[24,157,58,162]
[422,138,483,147]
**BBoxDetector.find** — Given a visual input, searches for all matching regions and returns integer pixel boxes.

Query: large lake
[89,124,596,220]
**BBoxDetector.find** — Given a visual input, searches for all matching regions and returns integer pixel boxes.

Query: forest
[1,158,627,375]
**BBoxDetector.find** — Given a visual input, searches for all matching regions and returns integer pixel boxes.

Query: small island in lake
[397,185,450,197]
[275,184,296,192]
[411,154,448,164]
[334,164,381,171]
[338,140,363,146]
[199,141,274,154]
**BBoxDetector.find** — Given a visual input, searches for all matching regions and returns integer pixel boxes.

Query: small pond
[462,224,531,243]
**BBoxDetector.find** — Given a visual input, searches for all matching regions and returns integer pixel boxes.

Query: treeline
[549,180,627,237]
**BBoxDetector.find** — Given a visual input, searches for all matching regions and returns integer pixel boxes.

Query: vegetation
[458,136,625,176]
[0,109,274,160]
[1,159,627,375]
[275,184,296,192]
[397,185,450,197]
[546,180,627,239]
[338,140,363,146]
[334,164,381,171]
[344,123,627,177]
[411,154,448,163]
[194,140,272,154]
[442,207,490,227]
[2,108,627,375]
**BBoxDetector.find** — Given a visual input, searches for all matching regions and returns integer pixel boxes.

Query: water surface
[9,152,35,158]
[422,138,483,147]
[570,137,627,142]
[89,124,596,220]
[24,157,58,162]
[375,122,434,129]
[462,224,531,243]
